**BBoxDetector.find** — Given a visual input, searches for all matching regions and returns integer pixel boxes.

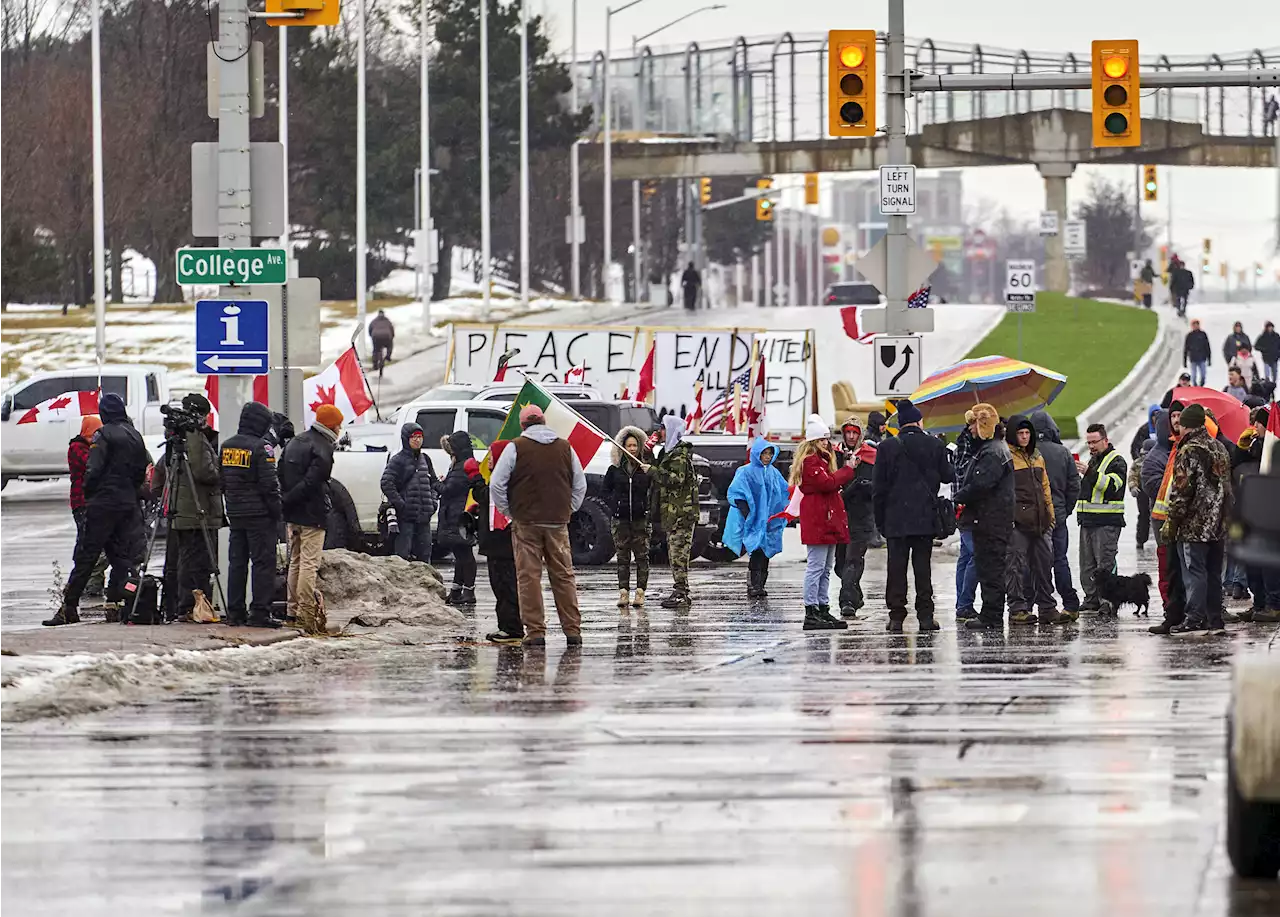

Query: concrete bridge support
[1038,161,1074,294]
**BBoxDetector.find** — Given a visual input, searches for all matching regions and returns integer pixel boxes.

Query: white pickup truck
[1,364,171,487]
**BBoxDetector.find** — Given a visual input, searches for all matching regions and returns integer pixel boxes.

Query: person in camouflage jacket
[651,415,699,607]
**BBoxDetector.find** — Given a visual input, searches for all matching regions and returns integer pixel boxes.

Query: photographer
[154,393,224,622]
[221,402,283,628]
[45,393,151,626]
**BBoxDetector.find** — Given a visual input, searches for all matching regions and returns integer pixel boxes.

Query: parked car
[823,281,882,306]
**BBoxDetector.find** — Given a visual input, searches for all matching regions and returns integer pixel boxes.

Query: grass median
[964,293,1158,440]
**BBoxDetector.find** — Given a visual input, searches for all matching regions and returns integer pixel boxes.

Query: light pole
[519,0,529,310]
[480,0,492,318]
[420,0,432,328]
[604,0,651,304]
[569,1,581,299]
[356,0,367,358]
[91,0,105,366]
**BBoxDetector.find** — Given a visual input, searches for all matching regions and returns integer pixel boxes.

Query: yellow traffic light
[804,173,819,205]
[756,178,774,222]
[1143,165,1157,201]
[699,177,711,205]
[828,30,876,138]
[264,0,340,27]
[1091,39,1140,147]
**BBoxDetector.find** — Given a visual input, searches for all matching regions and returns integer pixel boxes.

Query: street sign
[191,141,284,237]
[1063,220,1087,260]
[1038,211,1060,236]
[177,248,287,286]
[874,336,923,397]
[851,234,937,296]
[1004,259,1037,312]
[878,165,916,215]
[196,299,269,374]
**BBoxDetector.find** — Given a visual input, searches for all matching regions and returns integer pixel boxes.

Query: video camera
[160,402,204,437]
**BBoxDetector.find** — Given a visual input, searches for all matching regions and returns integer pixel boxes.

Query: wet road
[4,522,1280,914]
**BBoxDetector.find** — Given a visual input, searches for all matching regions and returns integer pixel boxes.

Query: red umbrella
[1171,386,1250,442]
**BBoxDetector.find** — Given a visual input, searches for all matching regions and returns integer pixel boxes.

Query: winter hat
[1253,406,1270,427]
[895,398,923,425]
[964,409,976,425]
[315,404,344,431]
[1179,403,1206,429]
[519,403,545,427]
[804,413,831,442]
[1168,399,1186,413]
[972,402,999,440]
[463,458,480,477]
[98,393,127,423]
[80,415,103,439]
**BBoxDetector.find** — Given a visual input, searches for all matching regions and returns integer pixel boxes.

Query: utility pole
[355,0,367,359]
[91,0,106,367]
[480,0,492,317]
[519,0,529,310]
[569,0,581,298]
[420,0,433,328]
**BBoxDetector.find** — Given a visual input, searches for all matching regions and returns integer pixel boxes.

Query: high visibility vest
[1076,449,1126,515]
[1151,447,1177,521]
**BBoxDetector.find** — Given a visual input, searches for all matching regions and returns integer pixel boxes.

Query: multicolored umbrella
[906,355,1068,432]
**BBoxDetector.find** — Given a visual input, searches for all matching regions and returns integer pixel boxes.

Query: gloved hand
[734,499,750,519]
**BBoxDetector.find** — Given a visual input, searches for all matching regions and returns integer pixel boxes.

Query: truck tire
[324,479,364,552]
[1227,716,1280,879]
[569,495,615,566]
[0,475,10,491]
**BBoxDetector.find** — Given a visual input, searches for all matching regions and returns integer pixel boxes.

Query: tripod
[140,432,229,621]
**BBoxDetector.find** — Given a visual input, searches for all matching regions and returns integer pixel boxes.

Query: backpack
[122,573,162,625]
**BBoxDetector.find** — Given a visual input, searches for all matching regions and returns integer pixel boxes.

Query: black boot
[917,615,940,632]
[445,586,465,606]
[886,618,904,634]
[42,605,80,627]
[803,605,847,630]
[965,615,1001,631]
[246,612,282,629]
[456,586,477,607]
[818,604,842,626]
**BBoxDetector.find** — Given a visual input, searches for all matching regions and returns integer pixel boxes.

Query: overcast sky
[534,0,1280,274]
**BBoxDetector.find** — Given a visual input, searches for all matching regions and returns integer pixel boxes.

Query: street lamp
[603,0,650,304]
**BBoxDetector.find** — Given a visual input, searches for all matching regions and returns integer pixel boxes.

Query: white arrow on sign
[202,355,265,371]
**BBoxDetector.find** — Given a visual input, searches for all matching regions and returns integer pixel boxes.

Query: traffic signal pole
[882,0,911,334]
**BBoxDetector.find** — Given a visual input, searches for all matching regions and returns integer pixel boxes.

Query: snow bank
[319,550,466,643]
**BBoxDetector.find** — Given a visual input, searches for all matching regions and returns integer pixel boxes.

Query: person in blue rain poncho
[722,437,792,599]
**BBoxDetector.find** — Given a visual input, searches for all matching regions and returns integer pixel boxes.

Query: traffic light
[699,177,711,206]
[1257,263,1265,277]
[264,0,340,27]
[756,178,774,221]
[828,30,876,138]
[1091,40,1140,147]
[804,173,819,206]
[1143,165,1158,201]
[1202,258,1211,274]
[1203,238,1212,255]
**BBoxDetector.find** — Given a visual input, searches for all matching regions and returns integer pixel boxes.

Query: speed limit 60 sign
[1004,259,1037,312]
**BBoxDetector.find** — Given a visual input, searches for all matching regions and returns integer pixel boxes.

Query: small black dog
[1095,571,1153,616]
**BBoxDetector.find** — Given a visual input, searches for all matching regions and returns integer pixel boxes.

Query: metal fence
[575,34,1280,142]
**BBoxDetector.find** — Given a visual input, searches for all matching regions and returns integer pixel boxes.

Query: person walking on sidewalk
[952,411,981,621]
[67,415,108,609]
[1163,404,1232,636]
[872,399,954,633]
[474,440,522,645]
[793,415,852,631]
[1075,423,1127,616]
[603,426,653,609]
[1255,321,1280,383]
[490,404,586,647]
[220,402,283,629]
[958,404,1016,631]
[835,418,877,618]
[651,414,700,608]
[1223,322,1252,365]
[1183,320,1212,386]
[380,422,439,563]
[1028,410,1081,615]
[280,404,341,635]
[1004,415,1067,625]
[437,431,482,606]
[724,436,791,601]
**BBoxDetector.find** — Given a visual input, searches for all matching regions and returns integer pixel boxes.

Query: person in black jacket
[1223,322,1252,365]
[475,439,522,644]
[957,403,1015,631]
[279,404,341,634]
[871,399,955,632]
[47,393,151,626]
[437,430,481,606]
[380,422,439,563]
[1128,404,1161,549]
[1028,410,1081,613]
[602,425,652,609]
[835,419,877,617]
[1256,321,1280,384]
[1183,319,1211,386]
[220,402,282,628]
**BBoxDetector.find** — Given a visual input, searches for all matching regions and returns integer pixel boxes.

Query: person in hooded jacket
[602,425,652,608]
[67,415,108,605]
[650,414,700,608]
[220,401,282,628]
[474,439,522,644]
[1144,408,1187,635]
[47,393,151,626]
[1027,410,1081,614]
[1004,415,1067,625]
[957,403,1016,631]
[436,430,481,605]
[835,418,877,617]
[952,411,981,621]
[792,415,853,631]
[1256,321,1280,383]
[1231,408,1280,622]
[1183,320,1212,386]
[1223,322,1252,365]
[1129,404,1161,548]
[724,436,791,601]
[380,422,439,563]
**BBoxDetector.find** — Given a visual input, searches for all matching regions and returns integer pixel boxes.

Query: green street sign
[176,248,287,285]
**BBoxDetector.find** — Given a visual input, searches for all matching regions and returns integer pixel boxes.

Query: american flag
[907,285,932,309]
[703,368,753,432]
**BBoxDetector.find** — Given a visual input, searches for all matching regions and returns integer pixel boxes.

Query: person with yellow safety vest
[1074,423,1128,615]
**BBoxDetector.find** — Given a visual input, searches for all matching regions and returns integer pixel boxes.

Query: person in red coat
[790,414,854,630]
[67,414,108,604]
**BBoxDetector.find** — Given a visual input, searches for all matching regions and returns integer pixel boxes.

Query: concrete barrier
[1075,308,1181,438]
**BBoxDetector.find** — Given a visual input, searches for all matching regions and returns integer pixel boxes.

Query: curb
[1075,307,1180,437]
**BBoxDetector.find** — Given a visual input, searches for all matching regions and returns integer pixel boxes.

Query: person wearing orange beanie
[66,415,108,609]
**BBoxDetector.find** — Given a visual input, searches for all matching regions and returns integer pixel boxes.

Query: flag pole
[346,332,384,423]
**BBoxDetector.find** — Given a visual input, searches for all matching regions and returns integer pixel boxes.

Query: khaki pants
[512,523,581,639]
[287,524,326,634]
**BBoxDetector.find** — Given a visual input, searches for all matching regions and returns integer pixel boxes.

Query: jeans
[1050,520,1080,610]
[1223,556,1248,590]
[394,519,433,563]
[1190,360,1208,386]
[1264,360,1277,383]
[956,529,978,612]
[803,544,836,606]
[885,535,935,621]
[1178,540,1225,628]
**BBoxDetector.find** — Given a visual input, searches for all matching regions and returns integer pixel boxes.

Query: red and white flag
[744,356,768,440]
[564,363,587,384]
[840,305,876,345]
[304,346,374,428]
[770,485,803,523]
[204,375,269,430]
[1262,401,1280,474]
[685,378,705,432]
[16,390,99,425]
[633,340,656,403]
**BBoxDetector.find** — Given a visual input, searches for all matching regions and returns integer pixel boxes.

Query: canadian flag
[685,377,704,432]
[564,363,587,384]
[16,390,99,425]
[840,305,876,345]
[634,340,656,403]
[770,485,803,523]
[204,375,269,430]
[1262,400,1280,475]
[744,356,768,440]
[304,346,374,428]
